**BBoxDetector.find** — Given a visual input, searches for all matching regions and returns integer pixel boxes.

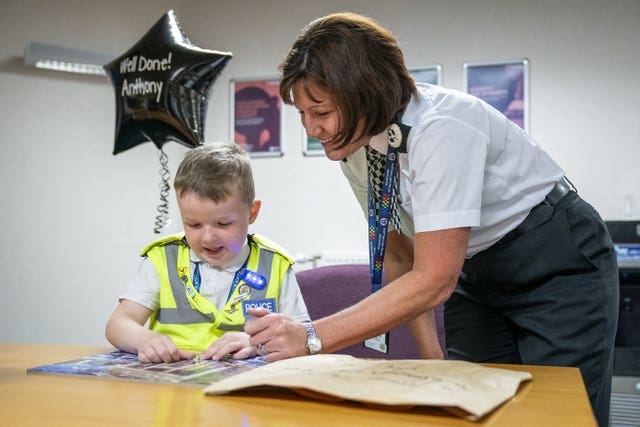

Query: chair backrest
[295,263,446,359]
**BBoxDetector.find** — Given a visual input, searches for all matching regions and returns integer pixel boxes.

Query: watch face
[308,336,322,353]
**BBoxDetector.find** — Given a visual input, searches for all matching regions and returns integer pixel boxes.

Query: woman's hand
[244,308,309,361]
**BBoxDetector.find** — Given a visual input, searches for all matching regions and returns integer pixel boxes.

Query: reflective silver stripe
[245,249,272,301]
[257,249,274,286]
[217,323,244,332]
[155,244,215,325]
[155,307,213,324]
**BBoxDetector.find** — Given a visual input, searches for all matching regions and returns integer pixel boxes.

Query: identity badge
[238,284,251,297]
[364,332,389,354]
[242,298,277,317]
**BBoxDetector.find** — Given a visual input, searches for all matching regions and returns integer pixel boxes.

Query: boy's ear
[249,200,261,224]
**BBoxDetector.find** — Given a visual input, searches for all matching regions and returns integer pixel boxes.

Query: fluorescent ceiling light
[23,41,115,76]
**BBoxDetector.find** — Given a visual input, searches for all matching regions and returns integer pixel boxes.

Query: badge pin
[226,291,250,314]
[238,284,251,297]
[387,123,402,148]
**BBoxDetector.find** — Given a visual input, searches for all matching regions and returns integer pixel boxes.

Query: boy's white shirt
[120,241,310,322]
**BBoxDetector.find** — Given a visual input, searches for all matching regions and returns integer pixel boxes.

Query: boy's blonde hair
[174,142,255,206]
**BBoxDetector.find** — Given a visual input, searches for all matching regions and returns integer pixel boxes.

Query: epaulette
[249,233,295,264]
[140,232,185,256]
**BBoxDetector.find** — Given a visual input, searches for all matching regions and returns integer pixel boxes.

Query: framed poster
[463,59,529,131]
[303,130,324,156]
[409,64,442,85]
[230,77,283,157]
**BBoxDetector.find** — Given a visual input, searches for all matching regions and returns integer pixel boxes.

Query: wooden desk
[0,343,596,426]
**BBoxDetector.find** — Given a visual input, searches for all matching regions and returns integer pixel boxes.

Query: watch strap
[303,321,322,354]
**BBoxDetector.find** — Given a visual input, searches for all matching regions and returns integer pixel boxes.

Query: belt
[497,177,574,245]
[541,176,573,206]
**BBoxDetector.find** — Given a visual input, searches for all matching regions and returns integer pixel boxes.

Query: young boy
[106,143,309,363]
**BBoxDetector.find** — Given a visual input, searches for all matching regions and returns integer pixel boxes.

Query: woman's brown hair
[278,12,417,148]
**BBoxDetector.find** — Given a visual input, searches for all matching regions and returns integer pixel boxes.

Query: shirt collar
[368,130,388,154]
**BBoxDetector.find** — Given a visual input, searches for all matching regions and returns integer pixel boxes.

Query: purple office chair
[296,264,447,359]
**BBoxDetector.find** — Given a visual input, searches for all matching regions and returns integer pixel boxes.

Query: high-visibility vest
[141,233,294,352]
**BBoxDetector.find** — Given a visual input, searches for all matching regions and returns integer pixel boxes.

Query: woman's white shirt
[341,83,564,257]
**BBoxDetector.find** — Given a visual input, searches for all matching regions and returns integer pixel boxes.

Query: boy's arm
[105,299,194,362]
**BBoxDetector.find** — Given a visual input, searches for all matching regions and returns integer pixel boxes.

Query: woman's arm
[245,227,469,361]
[384,230,444,359]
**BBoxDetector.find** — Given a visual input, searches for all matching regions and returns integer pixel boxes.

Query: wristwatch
[303,322,322,355]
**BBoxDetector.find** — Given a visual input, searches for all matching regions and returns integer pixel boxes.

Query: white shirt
[340,83,564,257]
[120,242,310,322]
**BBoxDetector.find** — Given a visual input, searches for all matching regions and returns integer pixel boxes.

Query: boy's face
[177,191,260,267]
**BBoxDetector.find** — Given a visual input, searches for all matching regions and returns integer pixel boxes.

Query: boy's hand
[137,332,195,363]
[199,332,256,360]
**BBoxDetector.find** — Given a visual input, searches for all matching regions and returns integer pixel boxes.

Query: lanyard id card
[363,142,399,354]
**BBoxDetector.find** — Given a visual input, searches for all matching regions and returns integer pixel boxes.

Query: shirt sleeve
[119,256,161,311]
[278,266,310,322]
[408,115,487,232]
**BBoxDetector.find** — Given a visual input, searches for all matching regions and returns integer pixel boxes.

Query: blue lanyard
[225,260,249,303]
[192,262,202,292]
[191,259,248,300]
[367,144,399,293]
[191,258,266,303]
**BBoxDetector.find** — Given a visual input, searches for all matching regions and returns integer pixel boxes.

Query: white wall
[1,0,638,346]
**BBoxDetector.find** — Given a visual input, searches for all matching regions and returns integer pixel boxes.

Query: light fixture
[23,41,115,76]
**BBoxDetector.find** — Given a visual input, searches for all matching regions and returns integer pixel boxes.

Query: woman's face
[292,82,369,161]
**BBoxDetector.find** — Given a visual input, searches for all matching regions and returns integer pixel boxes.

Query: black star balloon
[104,10,232,155]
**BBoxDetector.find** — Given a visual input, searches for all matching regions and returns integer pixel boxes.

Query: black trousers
[445,191,619,427]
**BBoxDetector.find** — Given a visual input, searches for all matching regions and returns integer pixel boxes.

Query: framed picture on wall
[230,77,283,157]
[302,129,325,156]
[463,59,529,131]
[409,64,442,85]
